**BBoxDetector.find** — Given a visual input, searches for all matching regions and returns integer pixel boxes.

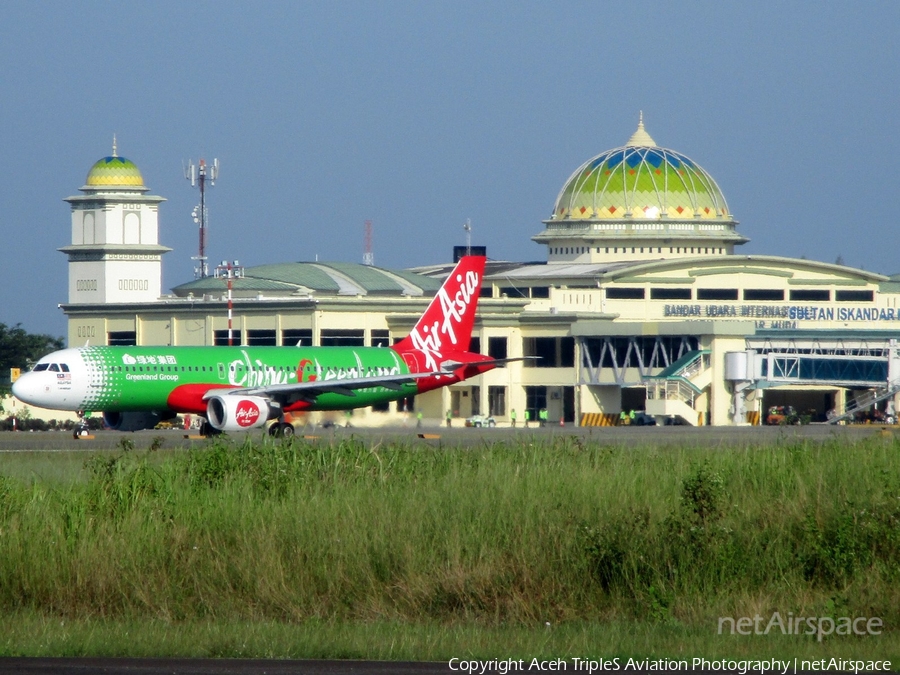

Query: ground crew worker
[446,409,452,427]
[539,408,547,427]
[629,409,636,423]
[619,410,628,426]
[510,409,517,427]
[524,409,530,428]
[417,411,423,428]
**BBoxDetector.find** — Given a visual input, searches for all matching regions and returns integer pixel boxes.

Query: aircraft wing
[201,370,445,404]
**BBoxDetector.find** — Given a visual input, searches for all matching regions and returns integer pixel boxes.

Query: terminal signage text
[663,304,900,325]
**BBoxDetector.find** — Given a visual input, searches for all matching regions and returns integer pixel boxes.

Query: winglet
[393,256,486,355]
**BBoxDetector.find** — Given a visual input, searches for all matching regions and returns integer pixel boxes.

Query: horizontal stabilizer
[442,356,539,371]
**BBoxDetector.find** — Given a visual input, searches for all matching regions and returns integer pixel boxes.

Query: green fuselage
[30,345,418,414]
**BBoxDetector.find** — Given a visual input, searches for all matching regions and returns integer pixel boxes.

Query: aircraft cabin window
[34,364,49,372]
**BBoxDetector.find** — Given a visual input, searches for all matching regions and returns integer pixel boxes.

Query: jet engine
[206,395,273,431]
[103,411,165,431]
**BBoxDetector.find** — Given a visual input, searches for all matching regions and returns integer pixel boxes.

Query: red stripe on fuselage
[166,383,238,415]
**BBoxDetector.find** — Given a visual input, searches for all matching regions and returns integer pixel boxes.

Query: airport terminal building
[59,120,900,426]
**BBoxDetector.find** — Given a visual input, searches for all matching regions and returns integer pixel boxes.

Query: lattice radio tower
[183,157,219,278]
[363,219,374,266]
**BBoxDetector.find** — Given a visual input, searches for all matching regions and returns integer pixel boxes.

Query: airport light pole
[215,260,243,346]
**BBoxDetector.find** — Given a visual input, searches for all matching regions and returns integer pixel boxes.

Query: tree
[0,323,64,392]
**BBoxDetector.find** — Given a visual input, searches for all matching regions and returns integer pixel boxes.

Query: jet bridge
[728,335,900,424]
[645,336,900,426]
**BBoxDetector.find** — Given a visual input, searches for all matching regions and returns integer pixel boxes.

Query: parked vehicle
[766,405,799,425]
[631,411,657,426]
[465,415,496,428]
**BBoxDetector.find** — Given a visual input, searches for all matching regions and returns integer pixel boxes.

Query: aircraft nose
[11,373,42,406]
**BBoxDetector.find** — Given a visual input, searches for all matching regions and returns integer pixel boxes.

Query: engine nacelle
[206,395,273,431]
[103,411,164,431]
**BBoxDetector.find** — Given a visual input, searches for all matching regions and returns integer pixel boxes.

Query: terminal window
[790,289,830,301]
[500,286,528,298]
[523,337,574,368]
[488,386,506,417]
[744,289,784,301]
[282,328,313,346]
[214,330,242,346]
[606,287,645,300]
[107,331,136,346]
[650,288,692,300]
[524,338,555,367]
[488,337,508,366]
[245,329,276,346]
[320,329,365,347]
[835,290,874,302]
[370,329,391,347]
[697,288,738,300]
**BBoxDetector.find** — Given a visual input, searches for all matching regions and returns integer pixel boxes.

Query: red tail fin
[393,256,486,356]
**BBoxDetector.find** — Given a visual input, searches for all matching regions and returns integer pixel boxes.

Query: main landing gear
[198,421,222,437]
[268,421,295,438]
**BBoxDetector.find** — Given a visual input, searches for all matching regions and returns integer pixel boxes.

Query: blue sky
[2,2,899,336]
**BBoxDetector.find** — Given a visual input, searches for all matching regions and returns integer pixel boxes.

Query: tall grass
[0,433,898,633]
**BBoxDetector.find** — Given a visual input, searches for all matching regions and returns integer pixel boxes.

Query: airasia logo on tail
[235,400,261,427]
[408,270,480,371]
[394,257,485,373]
[435,269,480,346]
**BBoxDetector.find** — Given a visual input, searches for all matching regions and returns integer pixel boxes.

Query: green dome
[85,156,145,188]
[552,120,731,222]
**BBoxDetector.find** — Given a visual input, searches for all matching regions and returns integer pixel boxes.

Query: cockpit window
[60,364,70,372]
[49,364,60,372]
[33,363,49,372]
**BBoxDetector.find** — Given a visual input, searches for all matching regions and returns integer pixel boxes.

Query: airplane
[13,256,504,437]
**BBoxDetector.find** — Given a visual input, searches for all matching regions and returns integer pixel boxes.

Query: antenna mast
[463,218,472,256]
[363,220,374,266]
[183,157,219,278]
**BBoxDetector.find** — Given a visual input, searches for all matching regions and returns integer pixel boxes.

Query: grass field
[0,432,898,661]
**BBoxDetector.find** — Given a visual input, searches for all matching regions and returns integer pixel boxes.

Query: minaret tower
[60,138,171,304]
